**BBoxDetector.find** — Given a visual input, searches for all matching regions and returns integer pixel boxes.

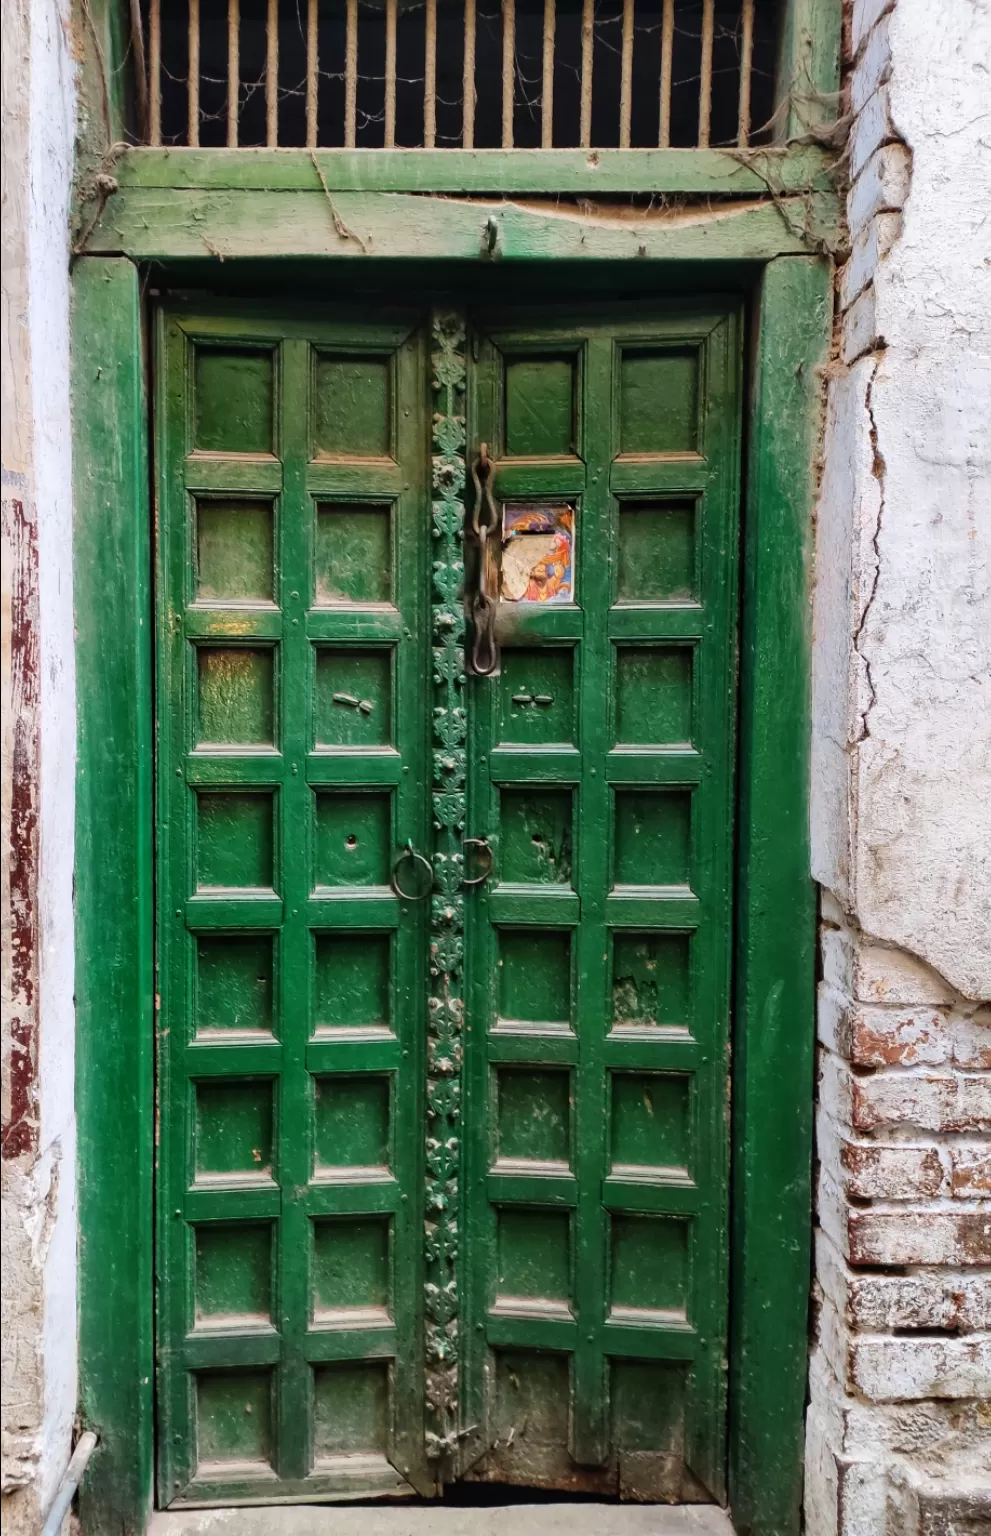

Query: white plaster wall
[1,0,76,1528]
[812,0,991,999]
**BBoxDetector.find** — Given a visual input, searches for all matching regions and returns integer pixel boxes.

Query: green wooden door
[460,305,741,1501]
[155,298,740,1507]
[155,308,434,1505]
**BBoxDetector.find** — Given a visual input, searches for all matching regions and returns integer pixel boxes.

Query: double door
[155,297,741,1507]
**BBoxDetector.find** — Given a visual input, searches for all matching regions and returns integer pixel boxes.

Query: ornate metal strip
[425,309,467,1466]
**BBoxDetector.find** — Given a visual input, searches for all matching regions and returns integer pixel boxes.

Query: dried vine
[424,309,467,1466]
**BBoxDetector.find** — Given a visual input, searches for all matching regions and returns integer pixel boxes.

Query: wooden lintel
[86,186,839,265]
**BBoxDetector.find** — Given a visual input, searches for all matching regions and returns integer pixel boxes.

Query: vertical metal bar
[737,0,754,148]
[227,0,240,148]
[306,0,318,147]
[658,0,673,146]
[698,0,714,147]
[619,0,634,147]
[385,0,398,146]
[501,0,515,148]
[149,0,161,145]
[424,0,437,147]
[579,0,593,148]
[345,0,358,148]
[188,0,200,146]
[266,0,279,146]
[463,0,477,148]
[541,0,556,148]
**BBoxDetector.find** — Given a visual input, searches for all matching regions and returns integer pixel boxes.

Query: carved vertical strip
[425,310,467,1466]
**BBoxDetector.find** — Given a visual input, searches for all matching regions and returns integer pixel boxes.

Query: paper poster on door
[501,504,574,603]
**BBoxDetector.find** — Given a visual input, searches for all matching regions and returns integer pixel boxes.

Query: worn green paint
[84,188,839,266]
[728,256,831,1536]
[75,258,832,1532]
[73,256,155,1530]
[775,0,844,141]
[113,146,838,197]
[462,305,741,1500]
[156,307,431,1504]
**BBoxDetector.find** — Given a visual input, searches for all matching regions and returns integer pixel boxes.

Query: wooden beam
[111,144,837,196]
[84,185,839,264]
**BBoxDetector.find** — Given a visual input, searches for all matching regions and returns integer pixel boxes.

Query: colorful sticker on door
[501,504,573,603]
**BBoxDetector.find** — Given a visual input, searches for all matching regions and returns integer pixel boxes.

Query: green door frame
[74,245,829,1536]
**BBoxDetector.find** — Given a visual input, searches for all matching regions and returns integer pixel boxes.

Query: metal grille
[140,0,781,150]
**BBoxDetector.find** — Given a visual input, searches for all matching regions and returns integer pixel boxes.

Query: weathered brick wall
[807,2,991,1531]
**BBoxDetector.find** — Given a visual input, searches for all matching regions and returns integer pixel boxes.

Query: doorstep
[149,1504,736,1536]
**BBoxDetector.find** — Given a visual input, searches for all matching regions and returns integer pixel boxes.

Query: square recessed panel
[314,649,392,747]
[611,1361,686,1454]
[313,1217,390,1319]
[194,1079,274,1184]
[313,353,392,458]
[315,504,392,604]
[195,347,274,455]
[314,1075,391,1173]
[196,646,275,746]
[496,1069,571,1165]
[314,791,392,888]
[610,1214,688,1316]
[313,1362,390,1461]
[505,355,576,457]
[611,932,692,1029]
[498,929,571,1026]
[194,1222,273,1327]
[499,788,573,886]
[196,791,274,890]
[619,348,699,455]
[497,1209,571,1307]
[494,1352,570,1449]
[613,789,692,888]
[196,500,274,602]
[616,501,697,604]
[195,934,274,1038]
[610,1073,690,1171]
[195,1368,274,1473]
[314,932,391,1032]
[615,647,693,747]
[499,648,575,745]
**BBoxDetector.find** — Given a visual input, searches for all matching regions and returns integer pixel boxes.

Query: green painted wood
[73,255,155,1532]
[83,188,839,265]
[462,303,741,1500]
[774,0,843,141]
[113,146,837,196]
[155,306,432,1505]
[728,255,831,1536]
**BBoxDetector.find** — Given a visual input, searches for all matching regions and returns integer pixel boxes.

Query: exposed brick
[841,212,904,310]
[842,285,880,364]
[817,1230,991,1332]
[953,1011,991,1070]
[850,14,892,115]
[852,0,893,53]
[853,944,955,1007]
[841,1140,945,1201]
[851,1073,991,1135]
[951,1147,991,1200]
[847,144,912,236]
[847,1005,952,1068]
[850,1336,991,1404]
[849,84,897,181]
[848,1210,991,1268]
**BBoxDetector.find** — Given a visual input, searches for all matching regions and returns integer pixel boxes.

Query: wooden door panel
[461,305,741,1501]
[156,309,432,1506]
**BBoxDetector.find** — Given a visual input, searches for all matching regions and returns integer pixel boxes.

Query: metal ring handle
[391,840,434,900]
[462,837,493,888]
